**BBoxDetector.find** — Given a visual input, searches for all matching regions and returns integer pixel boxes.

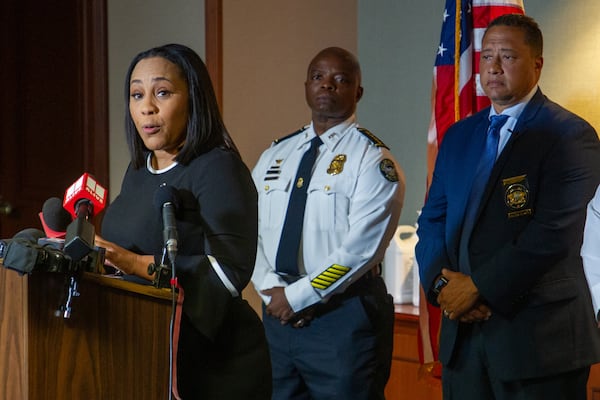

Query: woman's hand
[95,235,154,280]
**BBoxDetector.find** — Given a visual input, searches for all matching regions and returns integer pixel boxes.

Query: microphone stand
[148,245,178,400]
[55,273,81,318]
[58,200,95,319]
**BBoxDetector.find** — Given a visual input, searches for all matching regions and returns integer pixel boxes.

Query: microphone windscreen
[42,197,72,232]
[153,184,180,211]
[13,228,46,243]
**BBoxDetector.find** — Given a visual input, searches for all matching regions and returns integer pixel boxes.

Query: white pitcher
[383,225,419,305]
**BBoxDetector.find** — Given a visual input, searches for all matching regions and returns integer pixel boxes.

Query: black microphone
[153,184,180,264]
[0,228,46,253]
[39,197,72,239]
[1,228,46,274]
[14,228,46,242]
[64,212,96,262]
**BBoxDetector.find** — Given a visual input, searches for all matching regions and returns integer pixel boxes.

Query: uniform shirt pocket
[306,176,351,232]
[259,175,291,229]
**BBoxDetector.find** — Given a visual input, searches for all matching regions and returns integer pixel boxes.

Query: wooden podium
[0,267,173,400]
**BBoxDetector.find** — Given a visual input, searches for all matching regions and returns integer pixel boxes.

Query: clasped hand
[261,287,314,328]
[437,268,492,323]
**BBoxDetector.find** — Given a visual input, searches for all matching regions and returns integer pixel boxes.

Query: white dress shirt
[583,184,600,319]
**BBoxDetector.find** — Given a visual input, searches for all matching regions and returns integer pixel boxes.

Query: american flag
[420,0,525,378]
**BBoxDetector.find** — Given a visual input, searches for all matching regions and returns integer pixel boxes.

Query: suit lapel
[479,89,545,211]
[454,114,491,248]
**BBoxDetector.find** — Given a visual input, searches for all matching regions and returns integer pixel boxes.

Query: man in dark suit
[416,13,600,399]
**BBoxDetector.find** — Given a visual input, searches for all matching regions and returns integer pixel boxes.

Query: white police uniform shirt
[583,184,600,319]
[251,116,404,313]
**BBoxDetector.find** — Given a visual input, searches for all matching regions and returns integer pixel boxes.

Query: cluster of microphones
[0,173,181,317]
[1,173,107,275]
[0,173,107,318]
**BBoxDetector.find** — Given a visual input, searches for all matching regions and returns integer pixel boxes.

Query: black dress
[102,147,272,399]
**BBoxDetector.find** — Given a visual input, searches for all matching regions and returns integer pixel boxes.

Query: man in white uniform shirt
[251,47,405,399]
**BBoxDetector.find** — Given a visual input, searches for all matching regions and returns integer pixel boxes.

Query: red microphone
[62,173,108,261]
[63,173,107,219]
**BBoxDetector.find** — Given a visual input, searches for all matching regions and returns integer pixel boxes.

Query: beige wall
[222,0,358,169]
[529,1,600,132]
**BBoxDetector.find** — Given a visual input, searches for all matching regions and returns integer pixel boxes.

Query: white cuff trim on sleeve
[207,255,239,297]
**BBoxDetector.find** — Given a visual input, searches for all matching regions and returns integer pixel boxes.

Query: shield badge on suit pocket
[502,174,532,218]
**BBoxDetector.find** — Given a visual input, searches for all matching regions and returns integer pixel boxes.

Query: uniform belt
[336,264,381,298]
[319,264,381,306]
[361,264,382,280]
[310,272,382,319]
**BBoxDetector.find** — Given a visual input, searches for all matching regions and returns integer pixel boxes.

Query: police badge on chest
[502,174,532,218]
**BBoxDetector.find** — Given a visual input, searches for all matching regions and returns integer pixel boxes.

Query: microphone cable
[162,247,179,400]
[169,256,176,400]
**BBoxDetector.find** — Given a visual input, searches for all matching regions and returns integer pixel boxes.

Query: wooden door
[0,0,108,239]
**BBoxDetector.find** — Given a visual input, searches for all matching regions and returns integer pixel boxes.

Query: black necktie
[276,135,323,276]
[459,114,509,272]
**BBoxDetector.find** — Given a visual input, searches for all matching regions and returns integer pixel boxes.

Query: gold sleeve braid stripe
[311,264,351,289]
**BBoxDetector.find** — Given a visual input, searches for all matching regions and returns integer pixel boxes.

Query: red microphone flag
[63,173,107,219]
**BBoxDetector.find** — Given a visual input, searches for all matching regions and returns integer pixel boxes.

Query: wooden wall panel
[0,268,28,400]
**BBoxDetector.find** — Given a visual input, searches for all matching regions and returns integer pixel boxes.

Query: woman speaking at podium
[95,43,271,399]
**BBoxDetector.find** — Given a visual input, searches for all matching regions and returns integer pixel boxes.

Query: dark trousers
[176,298,272,399]
[263,276,394,400]
[442,323,590,400]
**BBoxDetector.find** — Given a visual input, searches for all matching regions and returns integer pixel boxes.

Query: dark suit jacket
[416,88,600,381]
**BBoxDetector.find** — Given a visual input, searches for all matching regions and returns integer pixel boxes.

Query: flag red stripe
[473,5,525,28]
[434,66,457,145]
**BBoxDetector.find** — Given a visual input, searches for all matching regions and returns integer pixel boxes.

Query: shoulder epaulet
[273,126,308,145]
[357,127,389,149]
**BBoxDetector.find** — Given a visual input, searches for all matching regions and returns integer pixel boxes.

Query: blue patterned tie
[459,114,509,272]
[276,135,323,276]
